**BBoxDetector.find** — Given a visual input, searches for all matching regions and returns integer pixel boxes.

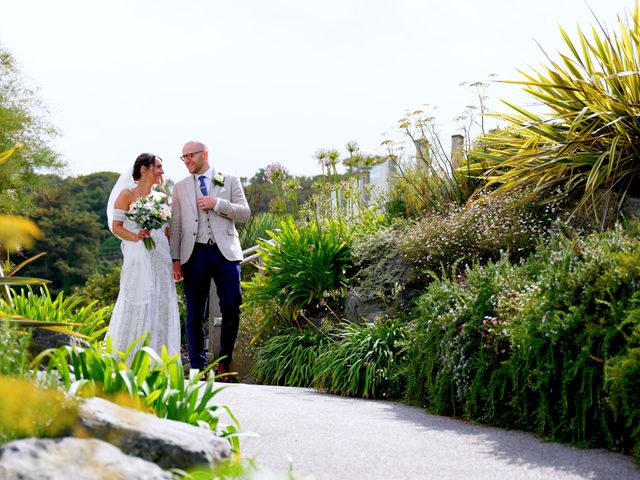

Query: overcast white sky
[0,0,634,183]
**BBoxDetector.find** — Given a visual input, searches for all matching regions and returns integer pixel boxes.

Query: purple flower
[265,162,289,183]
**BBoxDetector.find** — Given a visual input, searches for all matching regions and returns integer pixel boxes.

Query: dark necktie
[198,175,208,196]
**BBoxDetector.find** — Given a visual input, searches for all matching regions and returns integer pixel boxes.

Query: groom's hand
[172,260,183,282]
[197,196,216,211]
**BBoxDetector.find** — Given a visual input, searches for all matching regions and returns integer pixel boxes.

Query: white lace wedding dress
[106,217,181,362]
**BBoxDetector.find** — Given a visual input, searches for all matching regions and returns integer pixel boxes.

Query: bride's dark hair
[132,153,160,181]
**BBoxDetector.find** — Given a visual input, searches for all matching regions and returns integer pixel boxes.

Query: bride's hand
[136,229,151,241]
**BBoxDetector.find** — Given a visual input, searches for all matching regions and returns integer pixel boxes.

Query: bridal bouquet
[126,191,172,250]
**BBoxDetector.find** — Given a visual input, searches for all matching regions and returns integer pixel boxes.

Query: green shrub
[31,339,240,452]
[0,322,30,377]
[604,300,640,457]
[0,286,109,342]
[501,222,640,451]
[251,328,330,387]
[349,223,413,308]
[186,457,306,479]
[404,258,514,417]
[79,262,121,308]
[398,188,567,281]
[243,217,351,333]
[316,319,407,399]
[405,220,640,459]
[253,319,407,400]
[238,212,282,282]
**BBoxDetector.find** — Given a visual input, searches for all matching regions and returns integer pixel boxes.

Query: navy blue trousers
[183,243,241,370]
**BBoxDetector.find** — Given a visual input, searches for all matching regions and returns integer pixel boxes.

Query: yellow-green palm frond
[476,2,640,223]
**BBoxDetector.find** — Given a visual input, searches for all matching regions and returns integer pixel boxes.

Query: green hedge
[404,221,640,459]
[252,319,407,399]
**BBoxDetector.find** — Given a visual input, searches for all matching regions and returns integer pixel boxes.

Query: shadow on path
[378,398,638,480]
[216,384,640,480]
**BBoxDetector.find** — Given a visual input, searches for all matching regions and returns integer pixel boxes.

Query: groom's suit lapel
[187,176,198,217]
[210,184,222,199]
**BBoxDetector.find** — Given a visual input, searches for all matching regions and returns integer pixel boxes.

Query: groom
[170,141,251,379]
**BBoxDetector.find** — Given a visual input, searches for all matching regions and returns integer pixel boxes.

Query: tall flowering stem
[265,162,290,216]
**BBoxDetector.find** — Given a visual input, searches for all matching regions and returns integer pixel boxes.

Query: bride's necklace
[131,183,153,199]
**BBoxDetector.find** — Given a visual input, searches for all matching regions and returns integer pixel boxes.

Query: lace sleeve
[112,209,127,222]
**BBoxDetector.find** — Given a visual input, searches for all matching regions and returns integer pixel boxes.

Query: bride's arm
[112,190,150,242]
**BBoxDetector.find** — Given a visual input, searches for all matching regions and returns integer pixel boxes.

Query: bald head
[183,141,207,153]
[181,141,210,175]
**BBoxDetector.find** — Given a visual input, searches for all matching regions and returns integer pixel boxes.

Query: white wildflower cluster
[398,188,570,275]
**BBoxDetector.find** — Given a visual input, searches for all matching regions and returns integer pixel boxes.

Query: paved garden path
[215,383,640,480]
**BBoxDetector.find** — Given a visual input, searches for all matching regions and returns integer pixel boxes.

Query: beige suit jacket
[170,174,251,263]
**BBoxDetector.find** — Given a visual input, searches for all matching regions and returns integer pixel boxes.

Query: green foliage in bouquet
[125,193,171,250]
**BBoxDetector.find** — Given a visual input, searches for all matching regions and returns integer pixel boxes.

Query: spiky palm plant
[474,3,640,225]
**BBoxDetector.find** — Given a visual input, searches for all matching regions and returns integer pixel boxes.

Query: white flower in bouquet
[149,189,168,202]
[126,194,172,250]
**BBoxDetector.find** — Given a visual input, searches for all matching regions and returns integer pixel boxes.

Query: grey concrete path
[215,383,640,480]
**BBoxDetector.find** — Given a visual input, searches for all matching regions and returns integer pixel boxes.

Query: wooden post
[451,134,465,170]
[207,283,222,361]
[0,265,12,307]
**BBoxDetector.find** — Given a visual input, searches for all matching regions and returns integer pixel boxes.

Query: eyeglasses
[180,150,204,162]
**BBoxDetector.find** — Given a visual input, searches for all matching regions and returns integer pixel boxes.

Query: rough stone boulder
[78,396,231,470]
[0,437,171,479]
[28,327,91,359]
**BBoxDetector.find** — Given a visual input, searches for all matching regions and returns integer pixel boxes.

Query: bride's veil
[106,166,135,234]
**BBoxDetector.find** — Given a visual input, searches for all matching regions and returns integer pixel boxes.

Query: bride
[105,153,181,361]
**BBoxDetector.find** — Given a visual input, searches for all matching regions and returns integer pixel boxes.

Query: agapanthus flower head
[264,162,289,183]
[315,149,331,167]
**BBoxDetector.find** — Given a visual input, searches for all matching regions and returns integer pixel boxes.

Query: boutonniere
[213,173,225,187]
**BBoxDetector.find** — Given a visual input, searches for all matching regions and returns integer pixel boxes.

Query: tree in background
[0,44,63,217]
[243,167,315,217]
[20,175,103,293]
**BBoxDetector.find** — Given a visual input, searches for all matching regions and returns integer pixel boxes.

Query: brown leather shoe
[215,364,239,383]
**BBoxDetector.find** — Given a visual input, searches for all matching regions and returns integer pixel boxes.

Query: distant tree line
[0,41,324,294]
[15,168,321,294]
